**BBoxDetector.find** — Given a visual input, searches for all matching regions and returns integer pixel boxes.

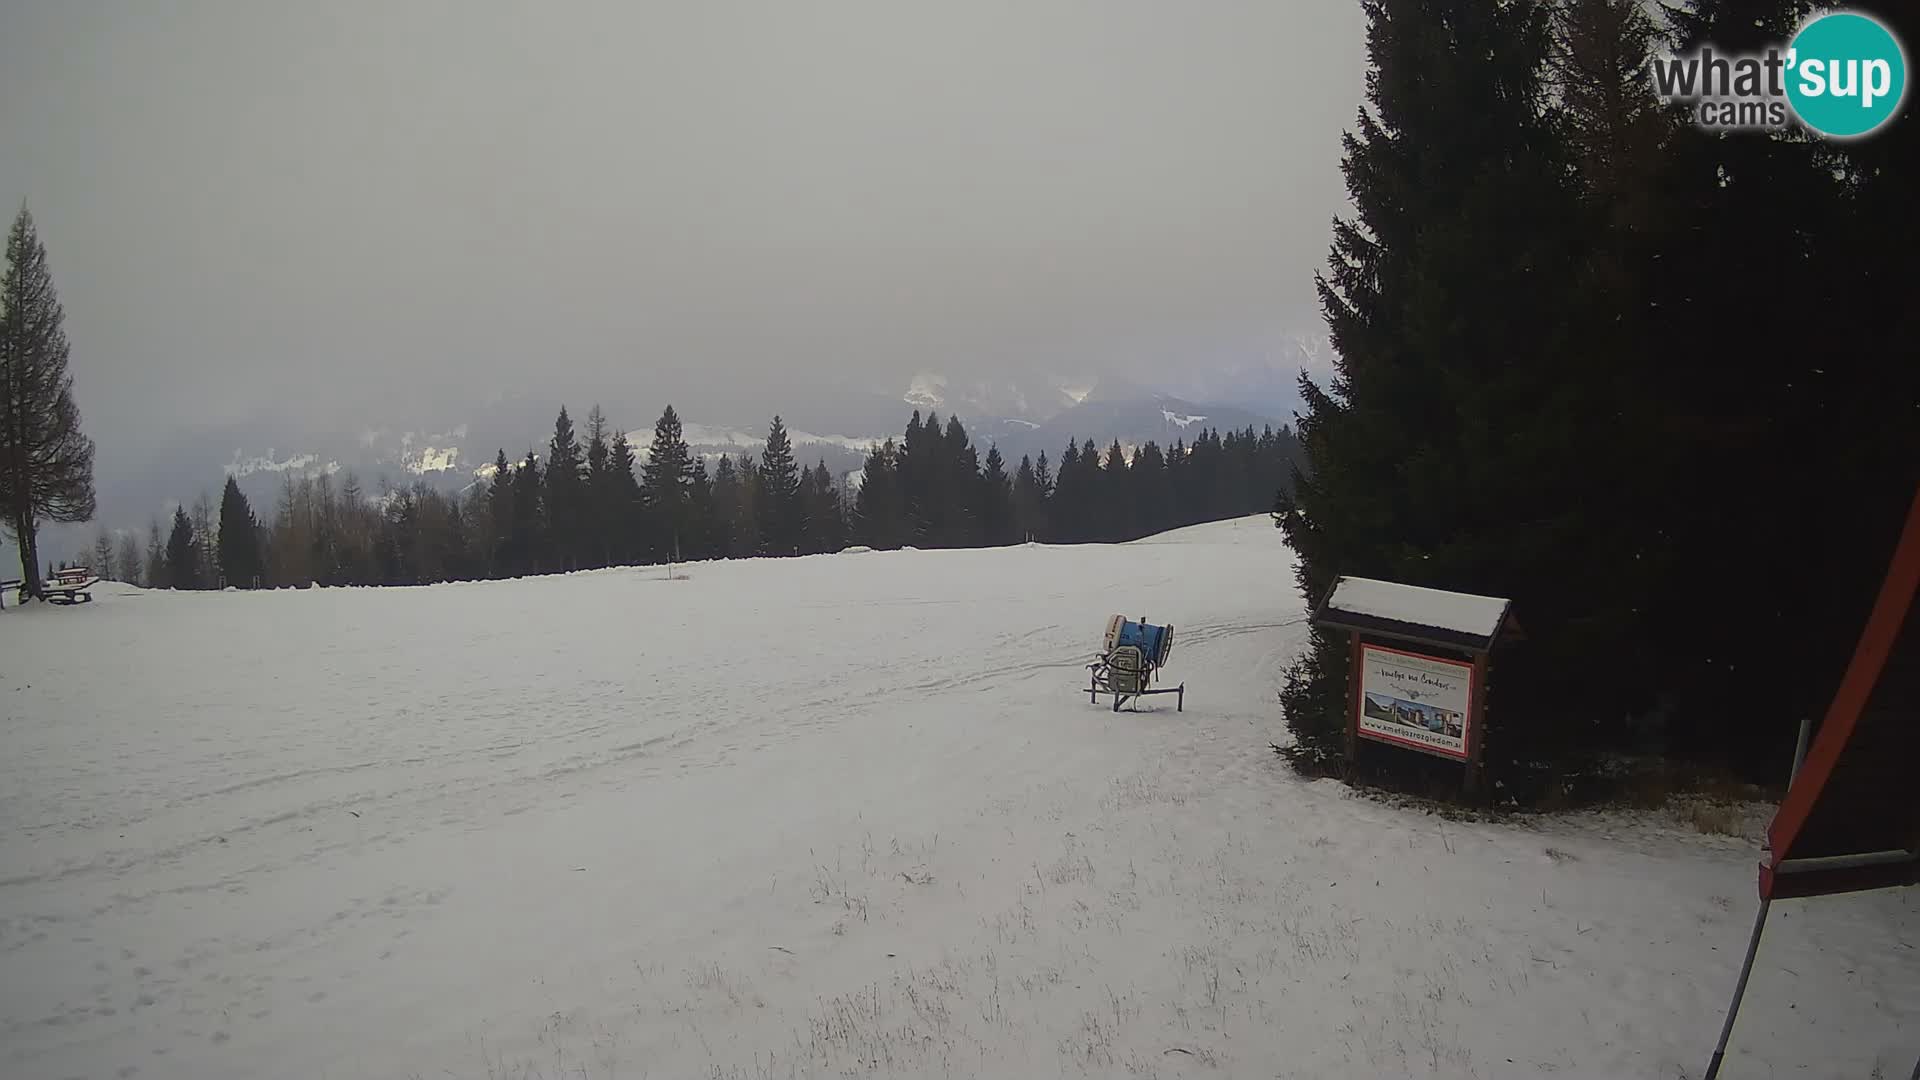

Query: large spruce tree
[218,476,263,588]
[756,416,801,556]
[1010,455,1041,543]
[544,408,588,571]
[800,460,845,554]
[979,444,1013,546]
[1050,441,1084,543]
[731,455,762,558]
[940,415,979,547]
[606,428,643,564]
[0,208,95,596]
[583,405,613,568]
[684,457,713,560]
[165,506,199,590]
[640,405,695,562]
[1276,0,1598,777]
[512,450,545,574]
[853,440,905,549]
[1626,0,1920,771]
[897,411,936,543]
[486,449,514,575]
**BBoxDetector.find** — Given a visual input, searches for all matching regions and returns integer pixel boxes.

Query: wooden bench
[43,569,99,605]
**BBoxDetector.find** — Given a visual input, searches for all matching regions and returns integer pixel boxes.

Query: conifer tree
[941,415,979,547]
[732,455,762,557]
[1011,455,1040,542]
[853,440,905,549]
[1130,441,1168,538]
[1,208,95,596]
[1099,441,1131,542]
[1276,0,1600,773]
[512,449,544,574]
[1050,440,1083,543]
[800,460,845,554]
[487,449,514,575]
[756,415,801,556]
[1032,451,1054,540]
[684,457,713,560]
[710,455,740,557]
[165,506,198,589]
[583,405,613,568]
[898,411,938,543]
[607,428,642,564]
[218,476,263,588]
[640,405,695,563]
[979,444,1013,546]
[1617,0,1920,771]
[543,408,587,571]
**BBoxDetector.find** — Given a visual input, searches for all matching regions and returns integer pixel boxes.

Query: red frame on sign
[1353,641,1478,763]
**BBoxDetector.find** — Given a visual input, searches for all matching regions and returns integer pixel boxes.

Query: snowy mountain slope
[897,370,1094,421]
[2,518,1912,1079]
[1148,333,1337,422]
[882,372,1285,464]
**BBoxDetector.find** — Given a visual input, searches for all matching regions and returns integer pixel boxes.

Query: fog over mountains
[31,335,1326,564]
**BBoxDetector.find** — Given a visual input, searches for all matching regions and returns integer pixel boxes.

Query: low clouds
[0,1,1366,465]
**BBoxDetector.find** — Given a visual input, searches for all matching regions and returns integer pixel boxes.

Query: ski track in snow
[0,517,1915,1079]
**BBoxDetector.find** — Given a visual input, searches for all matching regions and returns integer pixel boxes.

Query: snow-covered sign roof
[1316,576,1513,650]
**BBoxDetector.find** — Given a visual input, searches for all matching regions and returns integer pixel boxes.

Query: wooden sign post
[1313,576,1517,799]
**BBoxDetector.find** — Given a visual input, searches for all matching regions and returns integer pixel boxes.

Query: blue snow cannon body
[1089,615,1183,711]
[1111,618,1173,668]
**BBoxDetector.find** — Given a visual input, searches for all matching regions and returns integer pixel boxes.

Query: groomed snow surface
[2,518,1914,1079]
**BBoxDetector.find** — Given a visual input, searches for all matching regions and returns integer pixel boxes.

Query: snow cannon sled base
[1088,615,1183,712]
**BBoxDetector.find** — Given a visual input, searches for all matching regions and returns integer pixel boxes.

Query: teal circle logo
[1786,12,1907,138]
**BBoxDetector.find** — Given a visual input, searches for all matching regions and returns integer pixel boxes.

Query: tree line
[1275,0,1918,800]
[89,406,1298,590]
[0,199,1299,597]
[852,410,1297,549]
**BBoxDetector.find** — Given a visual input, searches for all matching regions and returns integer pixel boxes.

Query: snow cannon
[1087,614,1183,713]
[1103,615,1174,669]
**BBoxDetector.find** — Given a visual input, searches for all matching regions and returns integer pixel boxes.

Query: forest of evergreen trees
[80,405,1299,591]
[1275,0,1918,800]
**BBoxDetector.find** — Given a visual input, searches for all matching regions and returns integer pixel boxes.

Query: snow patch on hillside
[904,372,947,410]
[223,450,341,479]
[407,447,459,474]
[636,426,884,460]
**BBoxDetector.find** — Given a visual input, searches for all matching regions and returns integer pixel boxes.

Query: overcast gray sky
[0,1,1365,462]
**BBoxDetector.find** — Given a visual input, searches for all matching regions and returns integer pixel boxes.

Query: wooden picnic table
[0,570,100,607]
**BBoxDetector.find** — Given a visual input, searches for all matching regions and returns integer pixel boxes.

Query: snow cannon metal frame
[1087,615,1183,712]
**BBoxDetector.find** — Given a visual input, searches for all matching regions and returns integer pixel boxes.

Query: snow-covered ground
[2,518,1914,1079]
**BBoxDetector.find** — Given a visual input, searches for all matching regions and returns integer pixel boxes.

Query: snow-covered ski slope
[2,517,1914,1079]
